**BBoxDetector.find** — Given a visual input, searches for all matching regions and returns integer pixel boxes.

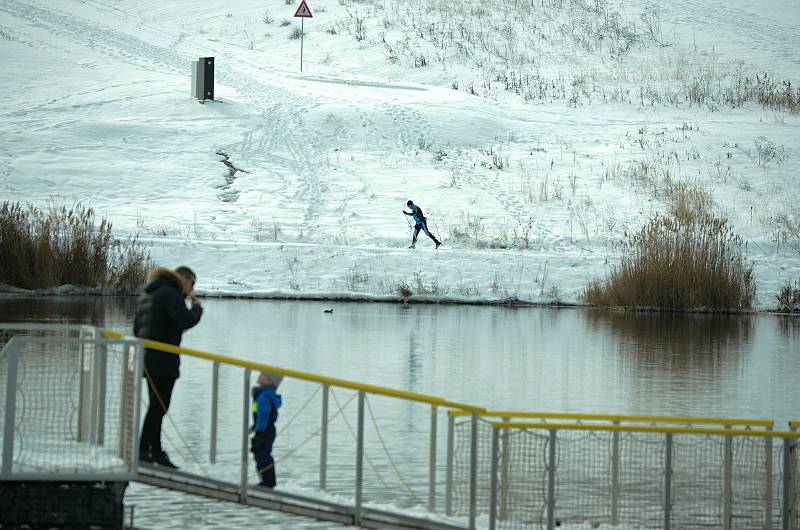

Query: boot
[434,238,441,249]
[408,237,417,249]
[154,450,179,469]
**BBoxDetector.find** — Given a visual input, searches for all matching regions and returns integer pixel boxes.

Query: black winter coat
[134,267,203,378]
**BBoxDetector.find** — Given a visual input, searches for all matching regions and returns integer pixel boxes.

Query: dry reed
[0,201,150,292]
[584,213,755,310]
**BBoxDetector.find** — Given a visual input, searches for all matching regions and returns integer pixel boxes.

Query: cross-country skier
[403,200,441,249]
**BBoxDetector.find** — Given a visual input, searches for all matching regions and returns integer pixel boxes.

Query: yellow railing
[103,330,483,413]
[104,329,486,528]
[493,421,800,437]
[449,409,776,428]
[105,328,799,530]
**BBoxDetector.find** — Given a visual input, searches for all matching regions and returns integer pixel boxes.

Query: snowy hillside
[1,0,798,308]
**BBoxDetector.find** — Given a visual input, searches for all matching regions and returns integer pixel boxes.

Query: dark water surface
[2,295,797,421]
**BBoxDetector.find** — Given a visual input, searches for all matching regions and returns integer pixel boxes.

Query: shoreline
[1,286,796,316]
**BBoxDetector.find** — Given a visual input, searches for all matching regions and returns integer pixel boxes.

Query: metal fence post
[210,361,219,464]
[723,428,733,530]
[2,340,19,476]
[355,391,366,527]
[664,433,673,530]
[547,429,556,530]
[240,369,251,503]
[95,342,108,445]
[320,384,329,491]
[500,416,510,521]
[791,436,798,530]
[130,342,144,473]
[784,437,797,530]
[119,341,139,468]
[611,421,620,525]
[489,426,500,530]
[445,413,455,516]
[89,340,102,444]
[78,332,92,443]
[766,427,774,530]
[429,404,438,512]
[469,411,479,530]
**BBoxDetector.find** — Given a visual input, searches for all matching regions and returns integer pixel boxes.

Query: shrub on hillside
[584,213,755,310]
[0,201,151,292]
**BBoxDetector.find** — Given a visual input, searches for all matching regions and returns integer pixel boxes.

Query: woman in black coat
[134,266,203,468]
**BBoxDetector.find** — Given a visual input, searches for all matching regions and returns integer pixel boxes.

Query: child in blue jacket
[250,372,283,488]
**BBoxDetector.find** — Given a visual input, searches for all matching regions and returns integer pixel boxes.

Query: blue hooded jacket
[403,204,425,225]
[252,386,282,433]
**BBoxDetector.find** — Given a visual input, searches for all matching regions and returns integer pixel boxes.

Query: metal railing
[4,323,798,530]
[0,324,143,482]
[101,328,486,529]
[443,410,798,530]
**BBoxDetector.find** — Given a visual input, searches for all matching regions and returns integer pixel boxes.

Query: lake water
[2,296,798,528]
[2,296,797,420]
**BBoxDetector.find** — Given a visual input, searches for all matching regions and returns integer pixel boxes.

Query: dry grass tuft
[776,280,800,312]
[0,201,151,292]
[585,213,755,310]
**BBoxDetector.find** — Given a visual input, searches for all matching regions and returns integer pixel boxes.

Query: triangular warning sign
[293,0,313,18]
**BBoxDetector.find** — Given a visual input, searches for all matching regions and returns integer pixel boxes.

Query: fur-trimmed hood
[144,267,186,294]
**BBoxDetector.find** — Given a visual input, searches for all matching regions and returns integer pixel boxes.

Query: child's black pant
[253,424,277,487]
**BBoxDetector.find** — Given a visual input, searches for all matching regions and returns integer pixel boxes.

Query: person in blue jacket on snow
[403,200,441,249]
[250,372,283,488]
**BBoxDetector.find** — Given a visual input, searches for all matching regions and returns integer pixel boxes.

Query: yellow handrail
[103,330,483,412]
[449,409,774,427]
[105,330,796,427]
[493,421,800,438]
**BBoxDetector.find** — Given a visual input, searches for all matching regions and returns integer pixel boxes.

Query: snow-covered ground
[1,0,799,308]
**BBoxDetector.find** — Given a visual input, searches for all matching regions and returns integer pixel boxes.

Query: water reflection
[0,295,135,327]
[585,310,752,377]
[778,315,800,341]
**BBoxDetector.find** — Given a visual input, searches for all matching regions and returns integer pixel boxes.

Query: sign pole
[293,0,312,73]
[301,18,304,72]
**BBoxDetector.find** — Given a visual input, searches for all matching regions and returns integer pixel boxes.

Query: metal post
[355,391,365,526]
[96,343,108,445]
[127,340,146,476]
[611,424,620,525]
[429,404,438,512]
[469,411,479,530]
[784,437,796,530]
[489,426,500,530]
[240,369,251,503]
[445,413,455,516]
[2,341,19,475]
[320,384,329,491]
[500,417,510,520]
[723,428,733,530]
[210,361,219,464]
[664,433,673,530]
[130,342,144,472]
[300,18,304,72]
[791,436,798,530]
[119,342,130,460]
[547,429,556,530]
[78,333,92,443]
[766,430,773,530]
[89,341,102,443]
